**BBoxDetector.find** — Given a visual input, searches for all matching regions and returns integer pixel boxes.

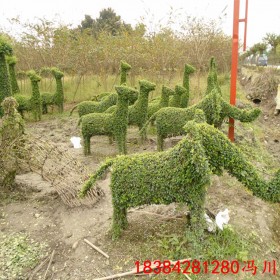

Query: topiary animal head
[27,70,41,82]
[184,64,195,74]
[115,85,138,101]
[51,67,64,79]
[1,97,19,116]
[120,61,131,72]
[162,85,175,96]
[175,85,186,96]
[0,35,13,56]
[6,55,17,66]
[139,80,156,93]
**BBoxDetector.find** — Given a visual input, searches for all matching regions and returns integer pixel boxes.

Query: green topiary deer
[6,55,20,95]
[0,35,13,117]
[27,70,42,121]
[80,110,279,240]
[105,80,156,133]
[80,85,138,155]
[181,64,195,107]
[140,88,261,151]
[41,67,64,113]
[70,61,136,117]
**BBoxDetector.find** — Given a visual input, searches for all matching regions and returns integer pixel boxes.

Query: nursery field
[1,68,280,280]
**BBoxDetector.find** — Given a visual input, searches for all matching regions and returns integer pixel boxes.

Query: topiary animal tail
[79,158,114,197]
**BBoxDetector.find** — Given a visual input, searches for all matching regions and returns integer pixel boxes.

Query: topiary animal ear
[120,61,131,71]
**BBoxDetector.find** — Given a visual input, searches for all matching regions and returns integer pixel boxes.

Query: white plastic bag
[70,136,82,149]
[215,208,230,230]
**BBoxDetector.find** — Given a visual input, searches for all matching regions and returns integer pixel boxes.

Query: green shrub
[6,55,20,95]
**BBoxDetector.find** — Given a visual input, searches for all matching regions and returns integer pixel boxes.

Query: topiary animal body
[80,114,279,239]
[81,85,138,155]
[147,85,174,119]
[6,56,20,95]
[141,88,261,151]
[181,64,195,107]
[169,85,187,107]
[70,61,134,117]
[0,36,13,117]
[41,67,64,114]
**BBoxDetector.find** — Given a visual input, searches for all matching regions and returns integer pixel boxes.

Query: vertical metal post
[228,0,248,141]
[228,0,240,142]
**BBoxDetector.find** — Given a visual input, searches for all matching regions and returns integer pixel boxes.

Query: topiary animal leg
[112,205,128,240]
[83,136,91,155]
[157,133,164,151]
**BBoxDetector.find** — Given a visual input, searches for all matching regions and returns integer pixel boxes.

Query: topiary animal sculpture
[0,35,13,117]
[80,111,279,240]
[140,88,261,151]
[181,63,195,107]
[41,67,64,113]
[6,55,20,95]
[27,70,42,121]
[105,80,156,134]
[80,85,138,155]
[70,61,135,117]
[169,85,187,108]
[147,85,174,119]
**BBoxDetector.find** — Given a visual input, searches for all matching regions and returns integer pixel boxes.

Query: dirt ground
[1,72,280,280]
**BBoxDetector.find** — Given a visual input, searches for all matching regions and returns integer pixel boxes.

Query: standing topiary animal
[80,112,279,240]
[41,67,64,114]
[205,57,220,95]
[0,35,13,117]
[169,85,187,107]
[147,85,174,119]
[141,88,261,151]
[80,85,138,155]
[105,80,156,132]
[6,55,20,95]
[70,61,134,117]
[181,64,195,107]
[27,70,42,121]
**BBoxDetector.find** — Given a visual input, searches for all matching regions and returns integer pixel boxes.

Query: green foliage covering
[0,36,13,117]
[169,85,186,107]
[141,88,261,150]
[52,67,64,112]
[27,70,42,121]
[13,94,30,115]
[6,55,20,95]
[80,112,279,239]
[147,85,174,119]
[81,85,138,155]
[181,64,195,107]
[206,57,221,95]
[0,97,25,188]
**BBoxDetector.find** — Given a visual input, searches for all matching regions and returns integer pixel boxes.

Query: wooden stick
[92,258,192,280]
[84,239,109,259]
[29,255,50,280]
[43,250,55,280]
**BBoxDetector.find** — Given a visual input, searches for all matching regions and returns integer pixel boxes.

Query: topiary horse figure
[80,110,279,240]
[140,88,261,151]
[80,85,138,155]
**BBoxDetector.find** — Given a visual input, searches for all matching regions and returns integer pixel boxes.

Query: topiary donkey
[80,111,279,240]
[141,88,261,151]
[6,55,20,95]
[181,63,195,107]
[80,85,138,155]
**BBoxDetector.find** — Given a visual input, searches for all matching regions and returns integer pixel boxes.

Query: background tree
[263,33,280,54]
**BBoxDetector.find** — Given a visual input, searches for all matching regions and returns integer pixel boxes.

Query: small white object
[215,208,230,230]
[70,137,82,149]
[204,213,216,232]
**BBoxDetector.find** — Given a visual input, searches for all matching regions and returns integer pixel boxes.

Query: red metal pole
[228,0,240,142]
